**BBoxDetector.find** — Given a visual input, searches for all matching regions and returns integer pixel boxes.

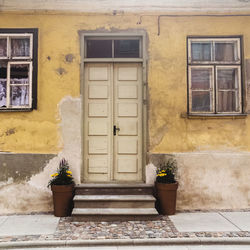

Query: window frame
[84,35,143,60]
[187,36,243,115]
[0,28,38,111]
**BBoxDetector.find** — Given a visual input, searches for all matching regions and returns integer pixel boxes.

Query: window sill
[181,113,247,119]
[0,108,33,112]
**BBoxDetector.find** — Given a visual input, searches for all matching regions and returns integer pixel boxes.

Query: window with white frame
[187,37,242,114]
[0,29,38,110]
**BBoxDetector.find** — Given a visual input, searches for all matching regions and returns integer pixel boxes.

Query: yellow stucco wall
[0,12,249,155]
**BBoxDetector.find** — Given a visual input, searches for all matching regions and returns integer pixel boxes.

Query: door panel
[84,63,112,182]
[113,63,142,181]
[84,63,142,182]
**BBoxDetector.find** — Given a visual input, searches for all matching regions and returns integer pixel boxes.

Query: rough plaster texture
[148,152,250,210]
[0,11,250,212]
[0,154,55,182]
[0,97,82,214]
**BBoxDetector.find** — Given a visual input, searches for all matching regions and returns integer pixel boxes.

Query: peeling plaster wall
[1,11,250,212]
[147,152,250,210]
[0,97,82,214]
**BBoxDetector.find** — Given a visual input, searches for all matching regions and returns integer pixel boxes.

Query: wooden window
[188,37,242,114]
[0,29,38,111]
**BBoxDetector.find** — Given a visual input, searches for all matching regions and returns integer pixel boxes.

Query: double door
[83,63,143,182]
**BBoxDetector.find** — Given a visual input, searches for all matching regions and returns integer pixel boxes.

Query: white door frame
[80,31,148,183]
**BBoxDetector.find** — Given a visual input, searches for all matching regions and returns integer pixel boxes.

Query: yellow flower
[66,171,72,174]
[51,173,59,177]
[67,174,71,177]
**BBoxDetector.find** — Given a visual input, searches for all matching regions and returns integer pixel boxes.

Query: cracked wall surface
[0,11,250,212]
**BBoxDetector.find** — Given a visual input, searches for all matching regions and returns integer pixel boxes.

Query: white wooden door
[84,63,142,182]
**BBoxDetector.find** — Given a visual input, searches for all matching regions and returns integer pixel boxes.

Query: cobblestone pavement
[1,210,250,243]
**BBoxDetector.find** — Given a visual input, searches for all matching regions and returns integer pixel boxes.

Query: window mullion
[6,62,10,108]
[214,65,217,114]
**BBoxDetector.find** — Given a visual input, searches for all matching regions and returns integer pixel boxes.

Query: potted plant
[155,158,178,215]
[48,158,75,217]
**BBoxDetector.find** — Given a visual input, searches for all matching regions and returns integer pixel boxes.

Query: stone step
[75,183,154,195]
[73,194,156,208]
[71,208,159,221]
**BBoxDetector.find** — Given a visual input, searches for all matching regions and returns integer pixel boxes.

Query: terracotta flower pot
[155,182,178,215]
[51,184,75,217]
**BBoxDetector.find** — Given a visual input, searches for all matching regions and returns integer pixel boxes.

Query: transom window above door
[85,37,141,58]
[187,37,242,115]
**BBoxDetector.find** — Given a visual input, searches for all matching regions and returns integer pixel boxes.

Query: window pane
[191,43,211,62]
[0,63,7,107]
[191,68,212,89]
[114,40,139,58]
[217,68,238,89]
[192,91,212,112]
[10,85,29,106]
[0,38,7,57]
[218,91,238,112]
[11,38,30,57]
[215,42,237,62]
[10,64,29,85]
[86,40,112,58]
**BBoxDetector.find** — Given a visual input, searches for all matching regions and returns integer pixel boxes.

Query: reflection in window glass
[114,40,139,58]
[192,91,211,112]
[191,43,211,62]
[218,91,238,112]
[0,39,7,57]
[217,68,238,89]
[215,43,237,62]
[11,38,30,57]
[191,68,211,89]
[10,64,29,106]
[86,40,112,58]
[0,63,7,107]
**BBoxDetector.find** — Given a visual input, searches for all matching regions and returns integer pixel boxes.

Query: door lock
[113,125,120,135]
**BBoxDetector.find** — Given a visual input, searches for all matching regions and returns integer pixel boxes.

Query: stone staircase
[72,184,159,221]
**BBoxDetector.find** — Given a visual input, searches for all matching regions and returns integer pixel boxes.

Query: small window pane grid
[0,33,33,110]
[188,37,242,115]
[85,38,141,59]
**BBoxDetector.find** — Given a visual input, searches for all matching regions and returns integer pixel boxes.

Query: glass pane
[0,63,7,107]
[191,68,212,89]
[217,68,238,89]
[192,91,211,112]
[10,64,29,85]
[10,86,29,106]
[215,42,237,62]
[86,40,112,58]
[11,38,30,57]
[0,38,7,57]
[114,40,139,58]
[191,42,211,62]
[218,91,238,112]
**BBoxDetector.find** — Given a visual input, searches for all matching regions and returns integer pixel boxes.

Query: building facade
[1,0,250,214]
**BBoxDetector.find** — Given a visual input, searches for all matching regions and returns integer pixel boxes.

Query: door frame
[79,31,148,183]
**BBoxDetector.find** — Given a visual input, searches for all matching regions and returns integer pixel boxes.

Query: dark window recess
[114,40,140,58]
[86,40,112,58]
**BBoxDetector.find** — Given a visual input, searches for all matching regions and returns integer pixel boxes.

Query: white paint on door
[83,63,142,182]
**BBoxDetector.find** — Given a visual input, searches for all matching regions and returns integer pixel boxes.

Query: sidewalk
[0,210,250,248]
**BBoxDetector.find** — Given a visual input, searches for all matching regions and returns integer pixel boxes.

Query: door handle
[113,125,120,136]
